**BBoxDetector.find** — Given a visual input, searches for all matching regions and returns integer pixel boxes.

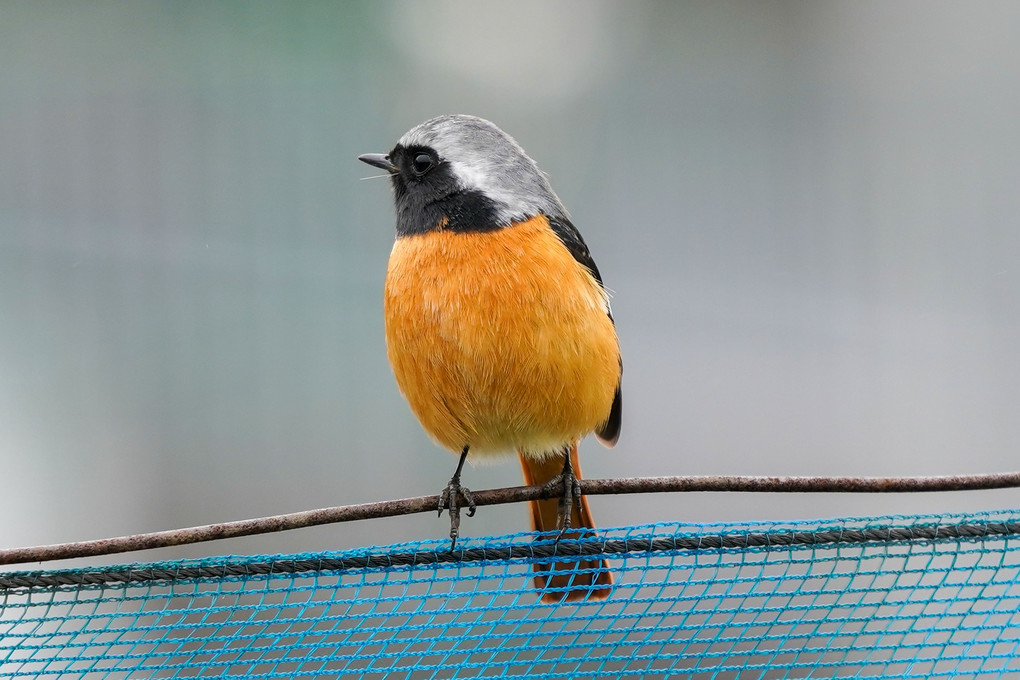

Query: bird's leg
[539,446,582,535]
[438,445,476,550]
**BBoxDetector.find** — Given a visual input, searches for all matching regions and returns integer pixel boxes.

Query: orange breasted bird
[359,115,621,602]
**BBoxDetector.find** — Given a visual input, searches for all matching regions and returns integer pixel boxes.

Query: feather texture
[384,214,620,458]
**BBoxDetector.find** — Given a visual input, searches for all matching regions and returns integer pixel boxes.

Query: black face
[385,144,504,237]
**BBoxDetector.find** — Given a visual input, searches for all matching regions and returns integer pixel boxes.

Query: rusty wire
[3,471,1020,566]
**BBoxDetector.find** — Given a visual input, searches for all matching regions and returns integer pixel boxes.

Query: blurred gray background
[2,1,1019,566]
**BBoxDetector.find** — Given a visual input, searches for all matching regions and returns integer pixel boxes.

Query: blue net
[3,509,1020,679]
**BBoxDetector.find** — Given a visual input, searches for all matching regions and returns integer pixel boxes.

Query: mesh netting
[2,509,1020,679]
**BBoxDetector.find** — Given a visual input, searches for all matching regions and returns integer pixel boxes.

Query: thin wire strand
[3,471,1020,566]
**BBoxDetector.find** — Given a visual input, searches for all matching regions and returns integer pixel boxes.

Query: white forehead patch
[398,115,567,225]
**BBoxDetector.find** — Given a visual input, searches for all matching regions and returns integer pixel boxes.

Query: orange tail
[519,444,613,603]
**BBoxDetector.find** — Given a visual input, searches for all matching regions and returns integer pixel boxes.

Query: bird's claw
[540,463,583,537]
[439,477,476,550]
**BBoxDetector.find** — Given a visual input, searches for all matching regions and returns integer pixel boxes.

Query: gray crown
[399,115,569,225]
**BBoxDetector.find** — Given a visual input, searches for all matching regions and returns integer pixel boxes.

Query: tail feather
[519,444,613,603]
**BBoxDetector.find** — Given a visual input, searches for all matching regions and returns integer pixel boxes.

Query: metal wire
[3,470,1019,566]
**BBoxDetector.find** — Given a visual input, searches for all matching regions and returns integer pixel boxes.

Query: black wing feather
[597,383,622,446]
[547,215,606,292]
[546,214,622,446]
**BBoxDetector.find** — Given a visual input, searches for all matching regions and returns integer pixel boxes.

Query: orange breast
[384,215,620,458]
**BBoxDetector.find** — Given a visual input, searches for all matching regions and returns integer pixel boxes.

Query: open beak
[358,153,397,173]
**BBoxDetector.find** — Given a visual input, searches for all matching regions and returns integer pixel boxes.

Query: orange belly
[384,215,620,459]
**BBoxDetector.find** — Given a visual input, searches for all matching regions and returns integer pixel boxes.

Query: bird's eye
[411,153,435,176]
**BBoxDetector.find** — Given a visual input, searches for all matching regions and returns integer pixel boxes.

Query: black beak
[358,153,397,173]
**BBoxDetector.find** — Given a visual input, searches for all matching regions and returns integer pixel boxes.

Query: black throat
[394,186,508,236]
[388,145,509,236]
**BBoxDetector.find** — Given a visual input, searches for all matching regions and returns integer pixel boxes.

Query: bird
[359,114,621,602]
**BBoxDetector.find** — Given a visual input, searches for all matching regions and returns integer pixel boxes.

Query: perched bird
[359,115,621,602]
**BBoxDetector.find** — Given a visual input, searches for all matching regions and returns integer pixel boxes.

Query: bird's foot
[438,447,475,550]
[438,478,475,550]
[539,451,582,535]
